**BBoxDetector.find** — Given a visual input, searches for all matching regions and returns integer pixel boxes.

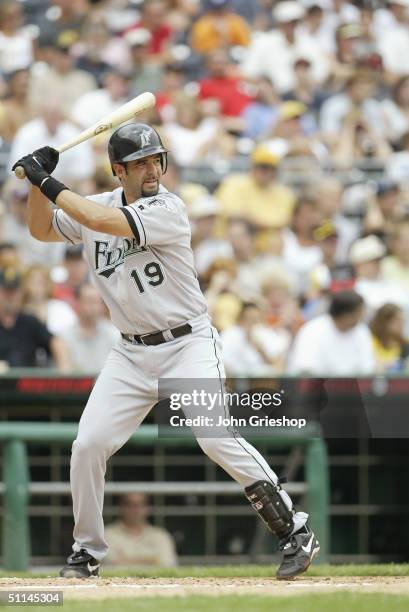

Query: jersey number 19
[130,262,164,293]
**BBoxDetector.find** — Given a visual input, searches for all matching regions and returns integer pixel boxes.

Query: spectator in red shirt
[53,246,89,313]
[198,49,254,118]
[124,0,173,63]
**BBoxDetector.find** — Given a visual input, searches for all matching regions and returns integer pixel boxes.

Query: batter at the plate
[12,123,320,580]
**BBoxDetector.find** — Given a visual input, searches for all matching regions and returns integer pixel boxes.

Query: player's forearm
[55,190,130,236]
[27,186,55,240]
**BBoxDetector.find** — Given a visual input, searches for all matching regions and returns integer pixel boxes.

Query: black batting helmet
[108,123,168,176]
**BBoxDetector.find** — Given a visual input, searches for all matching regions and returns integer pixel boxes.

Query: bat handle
[14,166,26,180]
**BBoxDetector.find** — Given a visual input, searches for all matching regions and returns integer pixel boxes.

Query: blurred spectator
[262,268,303,337]
[0,178,65,266]
[240,76,280,139]
[0,0,33,73]
[21,264,77,335]
[282,56,323,113]
[349,234,408,312]
[225,219,261,297]
[364,181,406,237]
[53,246,89,312]
[320,70,386,147]
[381,221,409,292]
[377,0,409,77]
[74,19,113,86]
[252,0,275,32]
[155,62,188,123]
[269,100,324,160]
[190,0,251,54]
[10,99,95,192]
[281,195,323,293]
[124,29,164,95]
[306,219,354,318]
[370,303,409,373]
[198,49,254,119]
[287,290,375,375]
[314,177,359,264]
[203,258,242,330]
[104,492,177,567]
[221,301,291,375]
[241,1,328,93]
[161,93,232,165]
[59,283,118,372]
[327,22,366,89]
[297,3,335,56]
[190,195,232,277]
[28,32,97,115]
[216,144,296,229]
[0,241,21,270]
[332,105,392,167]
[381,75,409,146]
[0,266,70,369]
[34,0,89,48]
[70,68,131,129]
[0,68,35,143]
[125,0,174,63]
[387,130,409,185]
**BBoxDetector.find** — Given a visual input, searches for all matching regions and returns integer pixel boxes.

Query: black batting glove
[32,147,59,174]
[11,154,49,187]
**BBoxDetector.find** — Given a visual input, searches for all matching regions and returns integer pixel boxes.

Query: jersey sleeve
[120,193,189,247]
[52,208,83,245]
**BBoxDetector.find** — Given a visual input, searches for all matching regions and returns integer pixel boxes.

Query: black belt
[121,323,192,346]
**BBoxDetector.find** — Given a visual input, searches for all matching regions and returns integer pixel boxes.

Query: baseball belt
[121,323,192,346]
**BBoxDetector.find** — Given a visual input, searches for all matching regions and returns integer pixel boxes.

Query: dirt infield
[1,576,409,599]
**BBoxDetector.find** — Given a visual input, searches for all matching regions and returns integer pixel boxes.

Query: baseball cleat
[59,548,100,578]
[276,526,320,580]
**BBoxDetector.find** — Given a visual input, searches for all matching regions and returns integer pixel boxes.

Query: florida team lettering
[94,239,148,277]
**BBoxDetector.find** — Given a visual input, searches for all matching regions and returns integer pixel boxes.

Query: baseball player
[12,123,320,579]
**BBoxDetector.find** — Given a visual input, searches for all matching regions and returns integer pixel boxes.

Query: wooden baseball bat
[14,91,156,179]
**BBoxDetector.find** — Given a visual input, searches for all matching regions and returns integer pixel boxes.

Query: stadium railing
[0,421,329,571]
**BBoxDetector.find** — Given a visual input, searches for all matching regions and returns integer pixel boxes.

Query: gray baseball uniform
[52,185,307,561]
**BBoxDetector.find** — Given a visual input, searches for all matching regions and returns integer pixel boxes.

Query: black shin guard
[245,480,294,539]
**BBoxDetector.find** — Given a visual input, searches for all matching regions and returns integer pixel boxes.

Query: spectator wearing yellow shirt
[215,144,296,230]
[104,493,177,567]
[370,303,409,373]
[190,0,251,54]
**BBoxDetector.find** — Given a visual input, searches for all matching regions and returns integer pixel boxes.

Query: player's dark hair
[329,290,364,319]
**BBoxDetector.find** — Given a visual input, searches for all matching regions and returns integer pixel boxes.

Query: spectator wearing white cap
[350,234,408,312]
[189,195,232,277]
[241,1,329,93]
[287,290,375,375]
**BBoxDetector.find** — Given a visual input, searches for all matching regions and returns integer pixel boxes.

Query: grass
[2,563,409,579]
[23,594,409,612]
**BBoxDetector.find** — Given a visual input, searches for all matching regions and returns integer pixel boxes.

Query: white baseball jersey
[52,185,208,333]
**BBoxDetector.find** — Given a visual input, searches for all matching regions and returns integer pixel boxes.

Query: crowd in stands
[1,0,409,375]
